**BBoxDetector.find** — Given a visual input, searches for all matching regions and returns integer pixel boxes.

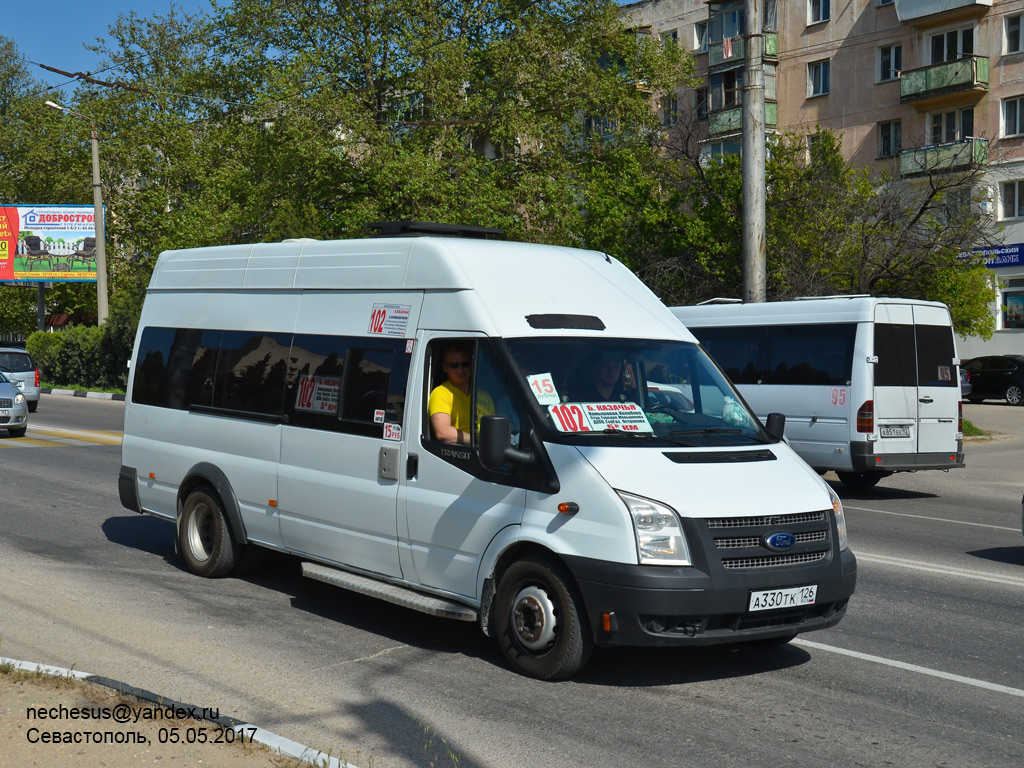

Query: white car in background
[0,347,41,412]
[0,371,28,437]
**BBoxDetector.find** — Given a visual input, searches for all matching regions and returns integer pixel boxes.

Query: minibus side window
[762,324,855,385]
[212,331,290,416]
[691,327,766,384]
[185,330,222,409]
[424,339,524,451]
[286,334,409,437]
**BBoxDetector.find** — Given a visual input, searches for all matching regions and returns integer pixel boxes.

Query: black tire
[178,486,241,578]
[837,471,884,491]
[27,401,37,413]
[7,426,27,438]
[1004,384,1023,406]
[494,557,592,680]
[967,396,984,404]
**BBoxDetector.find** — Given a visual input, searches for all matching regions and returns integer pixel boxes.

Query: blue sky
[5,0,212,96]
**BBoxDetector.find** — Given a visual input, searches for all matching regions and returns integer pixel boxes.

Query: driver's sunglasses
[446,360,472,369]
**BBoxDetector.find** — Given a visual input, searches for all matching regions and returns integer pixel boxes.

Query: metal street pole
[741,0,766,303]
[44,101,109,324]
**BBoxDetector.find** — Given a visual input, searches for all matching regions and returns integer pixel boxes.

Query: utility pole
[45,100,109,325]
[741,0,766,303]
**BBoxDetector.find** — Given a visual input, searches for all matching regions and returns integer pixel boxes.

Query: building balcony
[899,137,988,177]
[900,56,988,108]
[708,33,777,69]
[708,102,778,136]
[893,0,992,25]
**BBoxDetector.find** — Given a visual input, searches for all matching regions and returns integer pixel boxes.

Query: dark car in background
[962,355,1024,405]
[0,347,40,412]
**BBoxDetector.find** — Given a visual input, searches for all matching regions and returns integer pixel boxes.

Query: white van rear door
[872,304,918,456]
[912,304,960,454]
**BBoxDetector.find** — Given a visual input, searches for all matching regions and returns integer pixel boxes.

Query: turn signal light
[557,502,579,515]
[268,500,278,508]
[857,401,874,433]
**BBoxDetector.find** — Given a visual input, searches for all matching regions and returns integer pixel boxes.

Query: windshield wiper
[669,427,742,436]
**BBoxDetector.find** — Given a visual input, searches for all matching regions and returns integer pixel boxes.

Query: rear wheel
[837,471,885,491]
[178,486,241,578]
[1004,384,1023,406]
[494,557,592,680]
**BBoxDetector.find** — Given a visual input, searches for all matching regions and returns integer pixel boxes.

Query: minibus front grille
[706,511,825,529]
[715,531,827,549]
[720,551,828,569]
[698,509,833,571]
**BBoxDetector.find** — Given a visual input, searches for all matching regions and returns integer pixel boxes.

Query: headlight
[14,393,25,405]
[618,491,692,566]
[828,485,849,551]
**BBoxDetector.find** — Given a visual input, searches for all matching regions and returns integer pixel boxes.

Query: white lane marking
[855,553,1024,587]
[845,505,1018,532]
[793,639,1024,699]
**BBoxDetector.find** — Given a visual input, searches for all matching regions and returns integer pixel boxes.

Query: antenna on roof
[366,221,505,239]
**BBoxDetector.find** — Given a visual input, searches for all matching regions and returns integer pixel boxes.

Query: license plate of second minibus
[749,585,817,612]
[880,425,911,438]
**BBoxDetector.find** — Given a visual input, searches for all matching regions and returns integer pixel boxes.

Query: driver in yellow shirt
[429,342,494,445]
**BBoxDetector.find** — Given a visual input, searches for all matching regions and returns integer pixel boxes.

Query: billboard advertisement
[0,204,100,283]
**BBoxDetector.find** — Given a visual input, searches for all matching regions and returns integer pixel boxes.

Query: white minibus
[119,223,856,679]
[672,297,964,490]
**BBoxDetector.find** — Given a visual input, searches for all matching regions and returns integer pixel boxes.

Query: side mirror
[765,412,786,441]
[479,415,533,470]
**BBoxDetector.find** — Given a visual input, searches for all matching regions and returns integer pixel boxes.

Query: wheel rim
[1008,386,1022,405]
[186,501,215,564]
[511,585,558,653]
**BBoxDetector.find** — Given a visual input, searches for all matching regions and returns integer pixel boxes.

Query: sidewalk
[40,387,125,401]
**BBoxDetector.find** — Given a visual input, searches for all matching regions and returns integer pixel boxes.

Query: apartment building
[623,0,1024,355]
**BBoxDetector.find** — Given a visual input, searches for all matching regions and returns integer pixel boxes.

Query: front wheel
[1005,384,1023,406]
[7,426,26,438]
[27,401,37,413]
[837,471,885,491]
[494,557,592,680]
[178,486,241,578]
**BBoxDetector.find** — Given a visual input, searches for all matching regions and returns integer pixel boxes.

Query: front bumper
[566,546,857,647]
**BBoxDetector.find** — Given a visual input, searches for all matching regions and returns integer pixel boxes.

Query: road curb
[41,388,125,401]
[0,656,351,768]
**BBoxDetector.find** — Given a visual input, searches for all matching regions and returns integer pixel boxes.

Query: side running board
[301,562,478,622]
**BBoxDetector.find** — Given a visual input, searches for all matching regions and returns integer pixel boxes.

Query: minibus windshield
[504,337,771,447]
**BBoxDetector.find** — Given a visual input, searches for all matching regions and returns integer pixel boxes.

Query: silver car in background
[0,347,40,412]
[0,371,28,437]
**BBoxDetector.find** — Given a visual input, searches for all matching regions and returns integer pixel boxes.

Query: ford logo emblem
[764,532,796,552]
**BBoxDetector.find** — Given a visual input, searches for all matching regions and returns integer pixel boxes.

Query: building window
[661,29,678,47]
[879,121,902,157]
[809,60,830,96]
[1003,289,1024,328]
[810,0,831,24]
[696,87,709,121]
[711,69,744,110]
[1002,181,1024,219]
[879,0,893,5]
[930,108,973,144]
[1005,97,1024,137]
[879,45,902,81]
[930,28,973,64]
[1008,15,1023,54]
[764,62,778,101]
[695,22,708,52]
[764,0,778,32]
[661,94,678,126]
[703,139,742,162]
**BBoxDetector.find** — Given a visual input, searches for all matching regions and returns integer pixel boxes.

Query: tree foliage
[0,3,1004,350]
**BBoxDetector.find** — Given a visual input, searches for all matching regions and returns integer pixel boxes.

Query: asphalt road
[1,396,1022,767]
